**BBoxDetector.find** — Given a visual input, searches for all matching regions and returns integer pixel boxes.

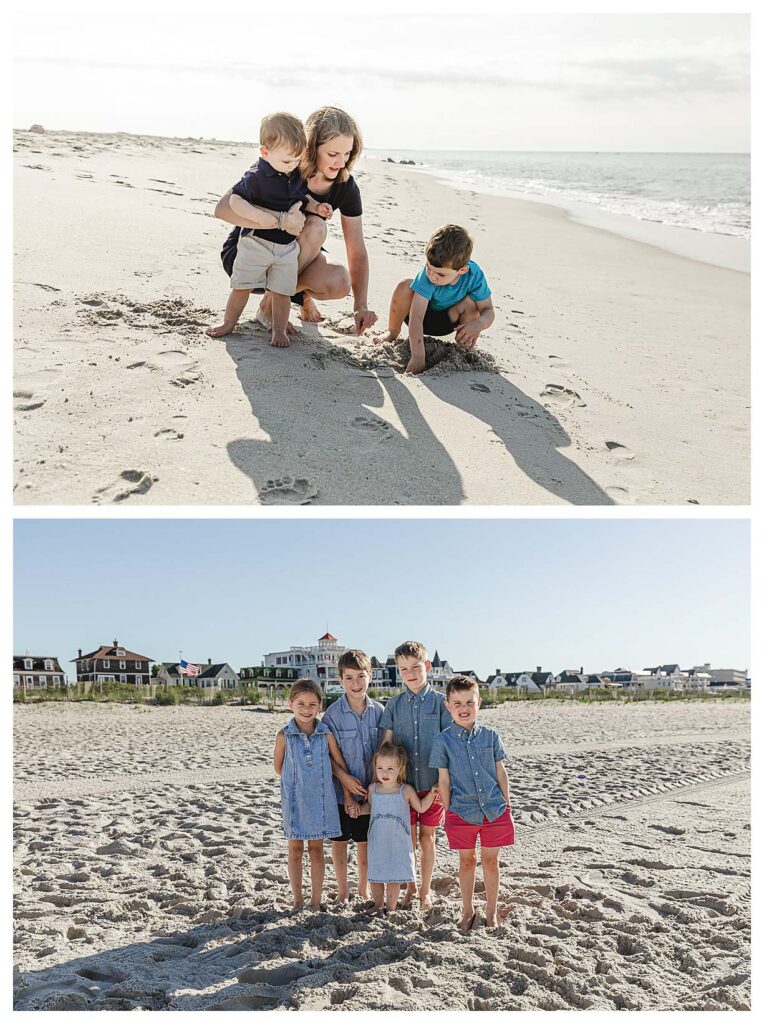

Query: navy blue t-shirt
[222,172,363,276]
[232,158,309,244]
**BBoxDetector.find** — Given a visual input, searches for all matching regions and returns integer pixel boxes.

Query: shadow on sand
[224,328,613,506]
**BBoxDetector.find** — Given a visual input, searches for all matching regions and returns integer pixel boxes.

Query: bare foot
[375,330,399,345]
[310,900,323,912]
[458,911,477,933]
[206,320,238,337]
[291,899,305,911]
[271,330,290,348]
[400,884,417,909]
[299,295,324,323]
[485,913,498,929]
[366,905,386,918]
[255,305,272,330]
[333,895,349,906]
[420,893,434,912]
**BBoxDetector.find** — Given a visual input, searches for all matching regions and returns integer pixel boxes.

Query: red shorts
[410,789,445,828]
[444,807,515,850]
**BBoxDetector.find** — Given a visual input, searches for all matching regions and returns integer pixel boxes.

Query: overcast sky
[14,519,750,678]
[13,10,749,151]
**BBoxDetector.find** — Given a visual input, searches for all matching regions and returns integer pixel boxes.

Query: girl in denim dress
[355,742,438,915]
[274,679,348,910]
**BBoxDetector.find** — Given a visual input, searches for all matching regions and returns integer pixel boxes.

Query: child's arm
[454,296,495,350]
[304,196,333,219]
[328,735,367,799]
[404,784,438,814]
[437,768,451,812]
[405,292,430,375]
[273,730,286,776]
[229,193,306,236]
[496,760,510,805]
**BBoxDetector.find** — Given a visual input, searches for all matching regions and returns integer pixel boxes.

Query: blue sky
[14,519,750,678]
[13,11,749,151]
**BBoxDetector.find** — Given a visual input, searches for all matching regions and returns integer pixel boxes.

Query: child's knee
[420,828,436,849]
[459,848,478,867]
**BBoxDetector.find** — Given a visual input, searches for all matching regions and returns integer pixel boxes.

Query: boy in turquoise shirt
[377,224,495,374]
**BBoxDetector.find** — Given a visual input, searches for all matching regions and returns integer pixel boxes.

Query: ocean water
[367,150,750,242]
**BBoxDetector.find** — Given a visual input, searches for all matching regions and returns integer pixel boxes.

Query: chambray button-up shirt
[429,723,507,824]
[322,693,384,803]
[379,684,451,791]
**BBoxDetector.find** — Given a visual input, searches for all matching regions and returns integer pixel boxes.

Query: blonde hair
[373,742,407,784]
[394,640,428,664]
[301,107,363,182]
[288,677,322,703]
[260,112,306,155]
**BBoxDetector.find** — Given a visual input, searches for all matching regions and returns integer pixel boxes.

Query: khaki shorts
[230,234,298,295]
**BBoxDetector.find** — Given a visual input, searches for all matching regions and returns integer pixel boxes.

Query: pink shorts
[444,807,515,850]
[410,789,445,828]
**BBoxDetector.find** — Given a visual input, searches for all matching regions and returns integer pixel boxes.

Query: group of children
[273,641,514,932]
[208,111,495,373]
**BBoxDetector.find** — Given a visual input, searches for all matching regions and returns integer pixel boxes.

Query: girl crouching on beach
[353,742,438,915]
[274,678,348,910]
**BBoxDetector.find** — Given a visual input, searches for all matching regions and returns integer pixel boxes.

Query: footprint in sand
[541,384,586,408]
[92,469,156,504]
[14,392,46,412]
[605,440,636,463]
[351,415,392,436]
[154,428,184,441]
[259,476,318,505]
[548,354,571,369]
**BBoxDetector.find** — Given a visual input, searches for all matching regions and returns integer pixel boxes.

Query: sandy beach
[13,699,750,1011]
[13,130,749,506]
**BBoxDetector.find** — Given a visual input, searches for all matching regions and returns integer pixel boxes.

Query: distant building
[484,671,543,694]
[600,668,659,692]
[429,651,454,689]
[239,665,300,690]
[157,661,239,690]
[370,656,397,689]
[263,632,346,689]
[13,655,66,690]
[554,669,589,695]
[73,640,153,686]
[688,663,748,688]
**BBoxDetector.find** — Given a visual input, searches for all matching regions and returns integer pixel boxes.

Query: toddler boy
[378,224,495,373]
[379,640,451,909]
[207,111,332,347]
[429,674,514,931]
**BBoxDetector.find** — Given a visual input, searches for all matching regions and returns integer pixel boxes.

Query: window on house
[44,660,53,671]
[25,676,34,686]
[120,675,127,683]
[104,660,111,668]
[116,649,125,657]
[120,661,126,669]
[24,659,32,670]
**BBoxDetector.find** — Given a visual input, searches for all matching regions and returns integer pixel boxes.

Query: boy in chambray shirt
[379,640,451,910]
[429,674,515,932]
[377,224,495,374]
[322,649,384,904]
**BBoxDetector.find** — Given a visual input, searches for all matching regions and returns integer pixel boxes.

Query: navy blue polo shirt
[232,158,309,244]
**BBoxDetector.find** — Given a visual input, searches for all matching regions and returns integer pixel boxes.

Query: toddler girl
[358,742,438,914]
[273,678,348,910]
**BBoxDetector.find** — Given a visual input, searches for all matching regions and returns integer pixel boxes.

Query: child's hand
[344,800,360,819]
[405,353,426,375]
[454,320,481,349]
[316,203,333,220]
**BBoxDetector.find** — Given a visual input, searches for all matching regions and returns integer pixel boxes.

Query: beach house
[72,640,153,686]
[13,655,66,691]
[554,668,589,694]
[156,661,240,690]
[262,632,346,689]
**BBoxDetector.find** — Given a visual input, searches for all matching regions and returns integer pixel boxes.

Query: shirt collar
[340,692,369,715]
[405,683,432,703]
[452,721,481,740]
[257,157,296,179]
[286,717,325,735]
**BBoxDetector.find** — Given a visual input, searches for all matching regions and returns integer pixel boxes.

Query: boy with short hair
[377,224,495,374]
[379,640,452,909]
[322,649,384,903]
[207,111,332,347]
[429,675,514,932]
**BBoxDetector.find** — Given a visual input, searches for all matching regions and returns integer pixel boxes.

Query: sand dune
[13,130,749,505]
[14,700,750,1011]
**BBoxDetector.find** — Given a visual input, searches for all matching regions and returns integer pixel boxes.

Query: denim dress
[367,785,416,884]
[280,719,341,841]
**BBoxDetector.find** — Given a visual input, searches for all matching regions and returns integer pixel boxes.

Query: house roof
[14,656,64,672]
[161,662,237,679]
[318,632,337,641]
[73,642,153,662]
[531,672,553,685]
[432,650,442,667]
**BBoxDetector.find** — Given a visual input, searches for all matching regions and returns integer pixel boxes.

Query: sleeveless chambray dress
[367,784,416,883]
[280,719,341,841]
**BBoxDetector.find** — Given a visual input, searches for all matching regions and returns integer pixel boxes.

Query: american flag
[179,660,200,677]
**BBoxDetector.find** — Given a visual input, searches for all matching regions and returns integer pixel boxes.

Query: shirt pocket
[471,739,497,773]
